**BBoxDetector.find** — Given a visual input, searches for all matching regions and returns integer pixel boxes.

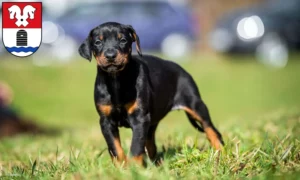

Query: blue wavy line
[5,46,39,53]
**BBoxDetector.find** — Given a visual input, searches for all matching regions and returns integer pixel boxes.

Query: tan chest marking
[97,104,112,116]
[124,100,138,114]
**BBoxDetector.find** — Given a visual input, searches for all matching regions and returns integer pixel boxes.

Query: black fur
[78,22,224,165]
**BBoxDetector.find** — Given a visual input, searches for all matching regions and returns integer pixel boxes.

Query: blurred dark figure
[0,82,54,138]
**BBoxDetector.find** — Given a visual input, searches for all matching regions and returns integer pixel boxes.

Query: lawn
[0,54,299,179]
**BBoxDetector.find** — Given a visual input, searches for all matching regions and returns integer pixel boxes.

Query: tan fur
[181,106,222,150]
[97,104,112,116]
[124,100,138,114]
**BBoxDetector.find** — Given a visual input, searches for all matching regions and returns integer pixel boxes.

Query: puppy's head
[78,22,142,73]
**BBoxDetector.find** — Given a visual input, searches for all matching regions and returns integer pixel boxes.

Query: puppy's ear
[78,36,92,61]
[126,25,142,57]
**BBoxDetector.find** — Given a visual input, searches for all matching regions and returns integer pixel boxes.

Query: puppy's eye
[94,40,102,46]
[120,38,127,44]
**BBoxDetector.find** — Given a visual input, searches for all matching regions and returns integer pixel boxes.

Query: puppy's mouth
[96,57,128,73]
[101,63,126,73]
[95,53,129,73]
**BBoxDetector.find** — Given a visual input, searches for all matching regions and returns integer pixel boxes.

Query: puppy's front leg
[100,117,126,165]
[129,113,150,166]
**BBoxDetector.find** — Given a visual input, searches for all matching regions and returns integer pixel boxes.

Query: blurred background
[1,0,300,67]
[0,0,300,142]
[0,1,300,178]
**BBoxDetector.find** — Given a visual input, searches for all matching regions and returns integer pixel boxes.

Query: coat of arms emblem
[2,2,42,57]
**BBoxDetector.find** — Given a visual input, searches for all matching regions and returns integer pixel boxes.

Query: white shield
[2,2,42,57]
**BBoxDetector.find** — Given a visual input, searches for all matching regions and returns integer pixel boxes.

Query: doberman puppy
[78,22,224,166]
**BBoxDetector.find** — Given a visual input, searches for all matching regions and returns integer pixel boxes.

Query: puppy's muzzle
[104,49,117,63]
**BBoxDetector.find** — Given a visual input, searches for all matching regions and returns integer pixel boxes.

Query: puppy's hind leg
[181,101,224,150]
[173,78,224,150]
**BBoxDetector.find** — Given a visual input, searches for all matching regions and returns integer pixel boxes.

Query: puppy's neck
[96,57,139,105]
[97,56,135,77]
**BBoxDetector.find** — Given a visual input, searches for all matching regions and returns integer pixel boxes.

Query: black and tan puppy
[78,22,224,166]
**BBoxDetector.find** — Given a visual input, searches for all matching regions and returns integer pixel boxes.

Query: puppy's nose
[104,49,117,62]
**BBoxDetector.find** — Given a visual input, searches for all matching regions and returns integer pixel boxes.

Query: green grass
[0,54,300,179]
